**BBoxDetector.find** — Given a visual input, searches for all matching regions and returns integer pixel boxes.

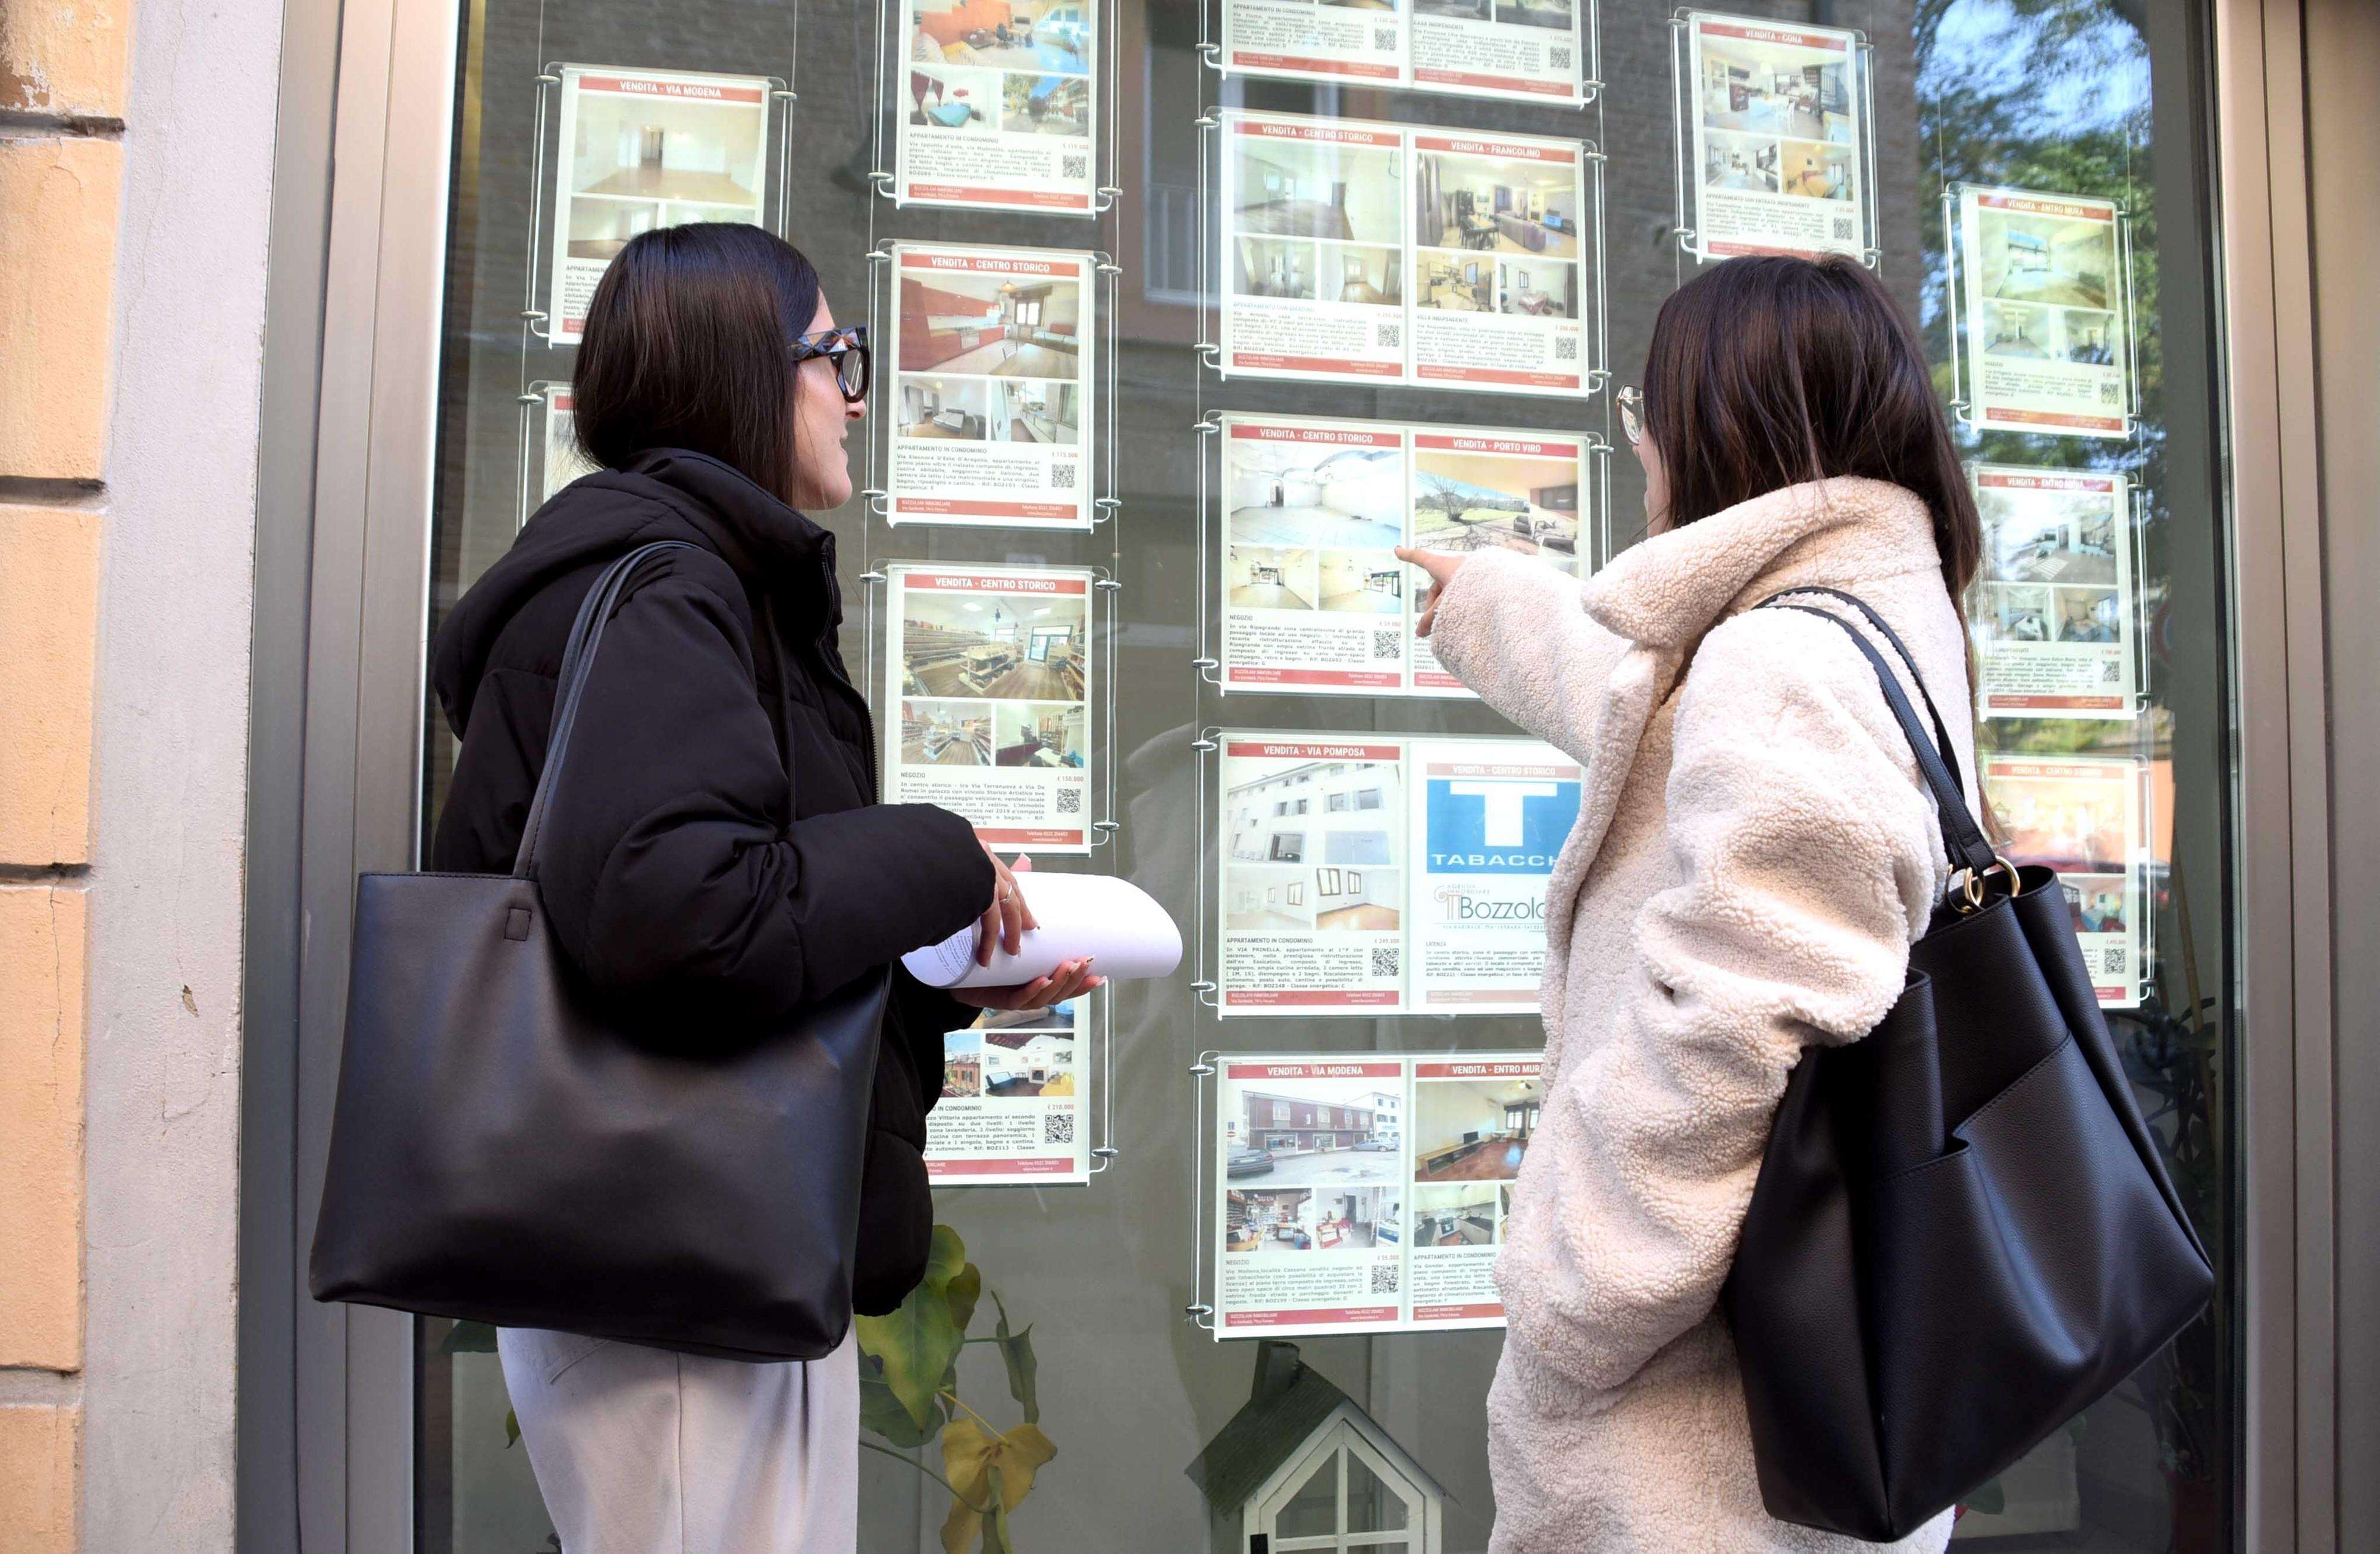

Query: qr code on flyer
[1043,1111,1076,1145]
[1370,1262,1399,1295]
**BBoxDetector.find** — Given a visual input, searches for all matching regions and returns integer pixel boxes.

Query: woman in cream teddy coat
[1406,258,1984,1553]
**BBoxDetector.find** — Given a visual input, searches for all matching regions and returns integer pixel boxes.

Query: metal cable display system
[483,2,2159,1289]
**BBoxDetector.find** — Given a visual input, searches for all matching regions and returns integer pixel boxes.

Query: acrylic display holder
[869,0,1123,217]
[1204,0,1605,109]
[858,239,1124,534]
[1185,1048,1221,1333]
[518,62,799,347]
[1941,184,2145,442]
[1191,109,1612,403]
[1666,11,1882,271]
[1188,414,1615,696]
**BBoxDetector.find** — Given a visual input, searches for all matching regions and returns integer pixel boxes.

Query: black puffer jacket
[428,447,994,1317]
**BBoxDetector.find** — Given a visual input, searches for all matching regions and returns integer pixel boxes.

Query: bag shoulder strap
[513,541,702,879]
[1755,593,1997,876]
[1756,585,1964,797]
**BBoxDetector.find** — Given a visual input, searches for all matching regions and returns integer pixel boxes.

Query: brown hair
[1639,255,1981,612]
[573,223,822,506]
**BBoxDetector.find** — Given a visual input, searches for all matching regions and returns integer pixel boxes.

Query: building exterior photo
[2,1,2378,1552]
[1242,1091,1382,1155]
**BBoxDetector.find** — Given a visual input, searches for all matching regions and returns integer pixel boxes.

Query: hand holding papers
[904,871,1182,990]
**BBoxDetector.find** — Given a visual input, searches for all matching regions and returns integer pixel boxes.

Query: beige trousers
[498,1326,859,1554]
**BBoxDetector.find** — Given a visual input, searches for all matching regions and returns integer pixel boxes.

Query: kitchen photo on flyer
[888,244,1096,530]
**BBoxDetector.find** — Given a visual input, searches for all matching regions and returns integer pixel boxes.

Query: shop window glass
[414,1,2237,1550]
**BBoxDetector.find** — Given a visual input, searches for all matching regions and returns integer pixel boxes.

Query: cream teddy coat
[1427,477,1976,1554]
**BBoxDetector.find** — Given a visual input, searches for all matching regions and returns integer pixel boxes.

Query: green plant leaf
[991,1292,1040,1426]
[440,1320,499,1354]
[922,1224,967,1296]
[504,1409,520,1449]
[856,1285,966,1433]
[947,1261,983,1337]
[859,1354,940,1448]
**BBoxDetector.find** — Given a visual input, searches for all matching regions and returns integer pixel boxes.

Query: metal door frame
[2213,1,2343,1548]
[235,0,2339,1549]
[241,0,458,1543]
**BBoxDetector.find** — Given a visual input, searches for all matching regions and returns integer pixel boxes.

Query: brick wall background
[0,0,271,1544]
[0,2,125,1544]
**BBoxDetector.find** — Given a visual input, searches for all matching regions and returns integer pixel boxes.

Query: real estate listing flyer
[531,383,600,513]
[887,243,1095,530]
[548,67,772,345]
[1410,131,1589,393]
[1683,15,1866,261]
[1983,753,2147,1008]
[1222,112,1589,396]
[1220,0,1588,105]
[1220,0,1405,86]
[1220,738,1408,1013]
[1218,415,1587,698]
[1405,741,1581,1013]
[898,0,1098,215]
[1405,429,1586,687]
[1214,1051,1543,1336]
[1957,186,2129,437]
[1409,0,1587,103]
[884,563,1095,852]
[1217,733,1572,1016]
[1222,114,1410,384]
[1971,465,2136,719]
[924,1000,1088,1184]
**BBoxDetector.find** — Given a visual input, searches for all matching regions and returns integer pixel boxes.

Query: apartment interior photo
[1227,446,1402,549]
[1413,1076,1540,1182]
[900,274,1082,377]
[1225,868,1311,932]
[1414,152,1577,258]
[1321,244,1402,306]
[897,377,989,440]
[1313,865,1398,932]
[1228,545,1318,610]
[1233,236,1317,300]
[1423,254,1492,312]
[1411,1186,1496,1248]
[1233,140,1402,243]
[1495,258,1576,317]
[1000,380,1079,443]
[1317,551,1404,613]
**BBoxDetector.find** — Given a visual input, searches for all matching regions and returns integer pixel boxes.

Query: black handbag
[1720,587,2213,1540]
[309,541,888,1361]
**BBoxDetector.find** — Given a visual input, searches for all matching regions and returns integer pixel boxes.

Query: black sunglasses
[792,324,871,403]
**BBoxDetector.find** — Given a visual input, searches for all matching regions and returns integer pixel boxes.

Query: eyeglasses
[792,324,871,403]
[1615,386,1644,448]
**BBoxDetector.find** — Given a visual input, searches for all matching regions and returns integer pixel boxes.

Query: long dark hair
[1639,255,1982,614]
[574,223,821,505]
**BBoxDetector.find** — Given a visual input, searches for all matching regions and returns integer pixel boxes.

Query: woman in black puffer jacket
[427,223,1098,1554]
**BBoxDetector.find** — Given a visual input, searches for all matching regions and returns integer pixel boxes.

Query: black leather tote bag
[1720,587,2212,1540]
[310,541,888,1361]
